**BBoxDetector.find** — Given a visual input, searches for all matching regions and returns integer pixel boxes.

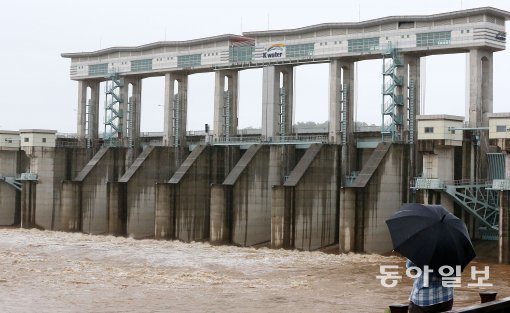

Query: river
[0,229,509,312]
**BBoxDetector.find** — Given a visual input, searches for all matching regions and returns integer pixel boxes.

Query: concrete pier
[20,181,37,228]
[68,147,127,234]
[60,181,81,231]
[19,144,90,230]
[163,73,188,147]
[117,146,178,238]
[211,144,296,246]
[271,144,339,250]
[119,78,142,149]
[468,49,493,180]
[77,80,100,147]
[262,66,294,140]
[155,145,240,241]
[340,143,409,253]
[0,150,23,226]
[154,183,175,240]
[214,71,239,141]
[174,146,238,241]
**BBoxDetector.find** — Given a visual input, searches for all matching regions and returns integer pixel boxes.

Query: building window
[8,140,12,143]
[42,138,47,143]
[177,54,201,68]
[461,30,464,34]
[130,59,153,72]
[88,63,108,76]
[347,37,380,53]
[416,31,452,47]
[496,125,507,132]
[467,29,470,33]
[424,127,434,133]
[24,138,29,142]
[229,45,254,62]
[286,43,315,58]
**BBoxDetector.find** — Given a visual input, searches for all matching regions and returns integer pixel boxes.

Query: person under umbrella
[405,258,454,312]
[386,203,476,313]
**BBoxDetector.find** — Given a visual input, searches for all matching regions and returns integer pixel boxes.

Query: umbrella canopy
[386,203,476,271]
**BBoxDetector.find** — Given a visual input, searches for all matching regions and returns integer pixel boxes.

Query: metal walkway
[211,135,328,146]
[0,176,22,191]
[0,173,38,191]
[413,178,500,237]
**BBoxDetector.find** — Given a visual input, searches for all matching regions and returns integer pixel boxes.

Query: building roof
[416,115,465,121]
[19,129,58,134]
[0,130,20,135]
[488,113,510,118]
[61,34,254,59]
[243,7,510,37]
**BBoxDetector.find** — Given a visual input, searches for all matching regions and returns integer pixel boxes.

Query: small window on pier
[496,125,507,132]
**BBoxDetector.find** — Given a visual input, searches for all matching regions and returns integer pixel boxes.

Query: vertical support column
[118,77,129,144]
[77,80,100,147]
[329,60,342,144]
[163,73,188,147]
[335,60,358,253]
[88,81,100,148]
[131,79,142,149]
[404,56,421,120]
[119,77,142,148]
[468,49,493,128]
[394,60,405,143]
[281,66,294,139]
[262,65,294,140]
[468,49,493,180]
[77,81,87,144]
[404,55,422,195]
[213,70,239,141]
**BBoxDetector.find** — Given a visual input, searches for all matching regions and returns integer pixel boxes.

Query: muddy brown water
[0,229,509,312]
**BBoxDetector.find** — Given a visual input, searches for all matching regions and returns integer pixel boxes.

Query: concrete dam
[1,7,510,263]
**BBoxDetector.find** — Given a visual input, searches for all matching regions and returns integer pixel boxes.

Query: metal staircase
[381,45,404,143]
[104,72,123,146]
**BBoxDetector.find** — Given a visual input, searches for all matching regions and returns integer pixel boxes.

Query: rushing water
[0,229,509,313]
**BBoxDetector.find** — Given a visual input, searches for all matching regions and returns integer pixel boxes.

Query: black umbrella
[385,203,476,271]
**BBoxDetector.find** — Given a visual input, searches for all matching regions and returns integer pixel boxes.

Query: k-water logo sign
[263,44,285,58]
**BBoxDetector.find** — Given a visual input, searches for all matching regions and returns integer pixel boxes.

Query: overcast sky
[0,0,509,133]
